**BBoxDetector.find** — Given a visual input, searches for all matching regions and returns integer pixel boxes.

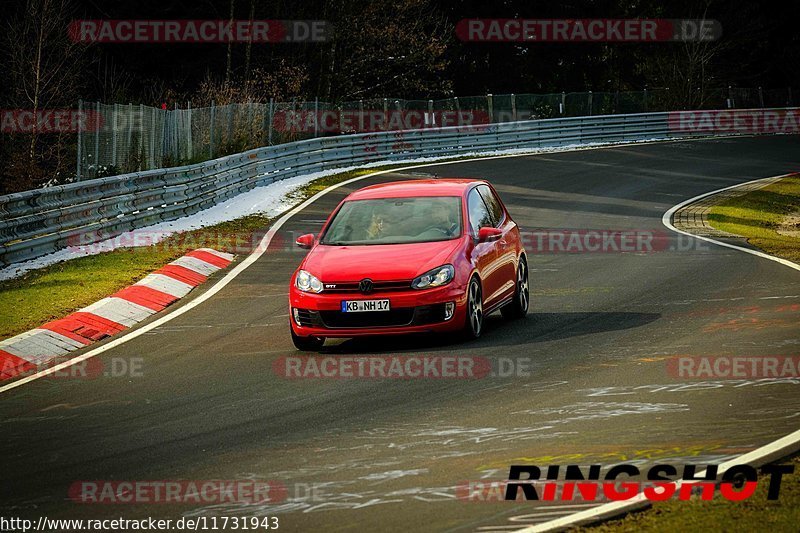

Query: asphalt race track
[2,136,799,531]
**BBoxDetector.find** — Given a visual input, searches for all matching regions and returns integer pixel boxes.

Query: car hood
[302,239,463,281]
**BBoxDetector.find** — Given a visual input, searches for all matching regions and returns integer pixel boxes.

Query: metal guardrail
[1,109,796,266]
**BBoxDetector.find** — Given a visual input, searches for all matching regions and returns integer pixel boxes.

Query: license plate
[341,299,390,313]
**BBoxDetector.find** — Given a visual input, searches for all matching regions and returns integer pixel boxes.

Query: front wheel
[291,326,325,351]
[501,257,529,319]
[464,277,484,338]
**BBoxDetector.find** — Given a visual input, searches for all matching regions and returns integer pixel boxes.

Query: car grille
[295,304,449,329]
[322,280,412,293]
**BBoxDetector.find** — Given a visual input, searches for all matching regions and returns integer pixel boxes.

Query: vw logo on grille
[359,278,374,294]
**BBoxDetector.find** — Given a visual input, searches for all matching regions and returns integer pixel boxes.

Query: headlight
[295,270,323,293]
[412,264,454,289]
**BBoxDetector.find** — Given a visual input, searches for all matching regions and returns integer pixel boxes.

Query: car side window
[467,188,494,237]
[478,185,504,227]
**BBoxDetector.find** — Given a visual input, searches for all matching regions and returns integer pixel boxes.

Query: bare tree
[3,0,84,190]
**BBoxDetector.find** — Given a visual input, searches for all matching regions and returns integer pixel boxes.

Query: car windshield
[321,196,462,245]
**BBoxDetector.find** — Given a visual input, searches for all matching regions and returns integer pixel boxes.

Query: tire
[501,257,529,320]
[291,326,325,351]
[464,277,484,338]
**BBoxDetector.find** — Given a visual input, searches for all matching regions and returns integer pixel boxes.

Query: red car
[289,179,528,350]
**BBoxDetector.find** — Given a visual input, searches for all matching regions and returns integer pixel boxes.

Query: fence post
[138,103,145,170]
[511,93,517,121]
[111,103,117,168]
[789,87,794,106]
[314,97,319,137]
[643,89,648,112]
[758,86,764,108]
[76,99,83,181]
[428,99,434,127]
[561,92,565,115]
[359,99,364,132]
[127,103,133,171]
[210,100,216,158]
[268,98,274,145]
[727,86,733,109]
[587,91,593,115]
[187,101,193,161]
[94,102,101,176]
[487,93,493,123]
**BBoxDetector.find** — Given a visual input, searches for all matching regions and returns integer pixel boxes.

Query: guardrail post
[758,86,764,108]
[560,92,565,115]
[727,86,733,109]
[511,93,517,121]
[428,99,434,127]
[487,93,493,123]
[76,99,82,181]
[359,99,364,131]
[643,89,648,112]
[210,101,216,157]
[267,98,274,145]
[587,91,593,115]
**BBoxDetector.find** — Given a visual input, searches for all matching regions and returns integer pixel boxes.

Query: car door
[478,184,517,302]
[466,187,504,308]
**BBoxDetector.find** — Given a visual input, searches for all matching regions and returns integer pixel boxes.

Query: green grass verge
[707,174,800,262]
[580,456,800,532]
[0,165,408,340]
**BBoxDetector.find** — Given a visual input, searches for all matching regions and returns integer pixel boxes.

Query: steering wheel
[420,223,457,237]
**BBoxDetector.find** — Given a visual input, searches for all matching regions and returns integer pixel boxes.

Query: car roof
[345,179,487,200]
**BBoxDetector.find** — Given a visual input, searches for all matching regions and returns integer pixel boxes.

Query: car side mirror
[295,234,315,249]
[478,227,502,243]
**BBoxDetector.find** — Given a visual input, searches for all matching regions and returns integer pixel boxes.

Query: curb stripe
[0,350,35,380]
[170,256,221,276]
[39,322,93,345]
[81,298,155,328]
[134,273,194,298]
[195,248,235,261]
[185,249,232,269]
[112,285,177,311]
[155,264,207,286]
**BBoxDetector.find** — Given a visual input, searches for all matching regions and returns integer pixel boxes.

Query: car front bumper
[289,283,467,337]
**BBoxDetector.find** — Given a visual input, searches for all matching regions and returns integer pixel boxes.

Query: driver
[431,199,457,235]
[366,209,387,240]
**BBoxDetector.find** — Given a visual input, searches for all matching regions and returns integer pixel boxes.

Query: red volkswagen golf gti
[288,179,528,350]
